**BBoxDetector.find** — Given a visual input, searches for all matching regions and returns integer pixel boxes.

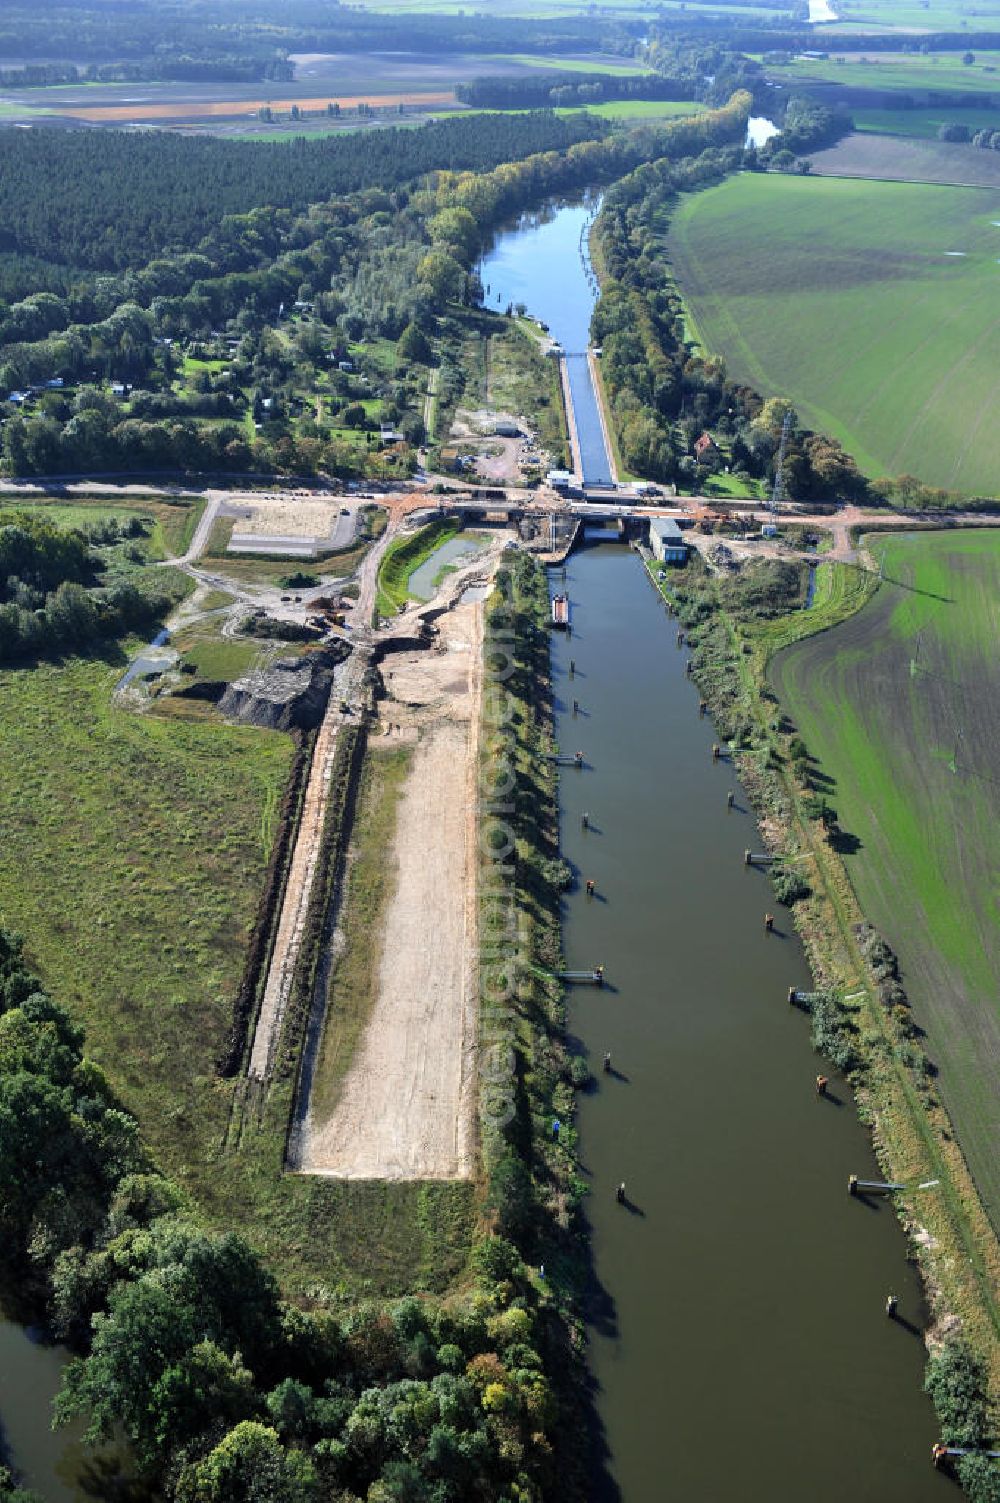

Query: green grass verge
[668,172,1000,495]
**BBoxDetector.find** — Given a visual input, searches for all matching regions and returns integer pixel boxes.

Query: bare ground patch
[296,601,482,1178]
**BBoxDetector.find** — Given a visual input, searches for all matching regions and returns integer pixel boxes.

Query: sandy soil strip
[65,91,455,122]
[297,602,482,1178]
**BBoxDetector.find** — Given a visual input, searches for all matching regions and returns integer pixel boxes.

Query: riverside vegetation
[646,551,1000,1499]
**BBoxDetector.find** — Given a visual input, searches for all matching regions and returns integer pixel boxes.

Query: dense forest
[0,922,568,1503]
[0,0,640,75]
[0,114,607,275]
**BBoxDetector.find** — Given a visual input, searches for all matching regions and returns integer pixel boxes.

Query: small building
[7,390,29,405]
[694,432,719,462]
[547,469,573,490]
[649,517,688,565]
[494,419,521,438]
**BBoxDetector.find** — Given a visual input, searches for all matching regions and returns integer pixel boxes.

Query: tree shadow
[829,827,863,855]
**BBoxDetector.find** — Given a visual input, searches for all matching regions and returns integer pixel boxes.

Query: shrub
[771,864,811,905]
[924,1343,989,1446]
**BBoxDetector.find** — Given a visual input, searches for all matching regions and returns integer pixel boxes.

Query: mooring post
[848,1175,859,1197]
[744,848,753,867]
[573,699,579,715]
[585,878,595,897]
[677,629,685,647]
[788,986,797,1005]
[574,751,583,767]
[594,964,605,986]
[816,1074,828,1095]
[764,913,774,932]
[699,699,707,715]
[885,1293,898,1319]
[685,661,693,676]
[712,743,720,761]
[727,790,735,808]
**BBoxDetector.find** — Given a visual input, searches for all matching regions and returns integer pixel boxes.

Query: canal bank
[551,544,945,1501]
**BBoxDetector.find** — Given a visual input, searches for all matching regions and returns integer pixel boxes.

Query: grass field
[0,653,291,1191]
[822,0,1000,30]
[854,104,1000,137]
[770,530,1000,1236]
[808,130,1000,186]
[668,173,1000,494]
[763,49,1000,92]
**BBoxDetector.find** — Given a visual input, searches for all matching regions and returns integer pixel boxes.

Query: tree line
[455,70,698,111]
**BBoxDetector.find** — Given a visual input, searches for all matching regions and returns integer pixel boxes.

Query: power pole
[764,410,792,538]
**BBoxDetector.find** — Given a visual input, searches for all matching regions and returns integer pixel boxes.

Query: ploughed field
[771,531,1000,1235]
[668,173,1000,494]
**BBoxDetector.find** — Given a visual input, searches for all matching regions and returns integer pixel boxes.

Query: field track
[771,531,1000,1233]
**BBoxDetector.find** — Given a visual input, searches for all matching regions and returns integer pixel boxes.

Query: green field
[764,49,1000,93]
[855,104,1000,136]
[771,530,1000,1234]
[669,173,1000,494]
[823,0,1000,30]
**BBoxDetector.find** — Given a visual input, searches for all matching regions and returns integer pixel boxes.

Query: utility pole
[763,409,792,538]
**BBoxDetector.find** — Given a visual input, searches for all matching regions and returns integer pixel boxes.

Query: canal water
[551,546,945,1502]
[479,197,614,485]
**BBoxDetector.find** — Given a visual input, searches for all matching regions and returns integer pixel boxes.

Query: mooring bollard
[764,913,774,932]
[699,700,707,715]
[685,661,693,676]
[816,1074,828,1096]
[885,1293,898,1319]
[585,878,595,897]
[727,790,735,808]
[848,1174,859,1197]
[788,986,797,1005]
[712,744,721,761]
[745,849,753,867]
[677,630,685,647]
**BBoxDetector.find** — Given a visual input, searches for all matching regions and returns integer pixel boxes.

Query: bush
[771,864,811,905]
[807,991,858,1073]
[924,1343,989,1446]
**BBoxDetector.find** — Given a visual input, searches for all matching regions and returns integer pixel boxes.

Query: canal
[479,197,614,486]
[483,193,946,1499]
[552,548,944,1501]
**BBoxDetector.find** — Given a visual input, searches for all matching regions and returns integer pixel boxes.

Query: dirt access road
[296,580,487,1178]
